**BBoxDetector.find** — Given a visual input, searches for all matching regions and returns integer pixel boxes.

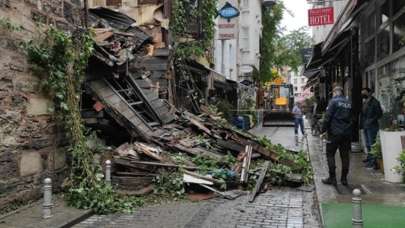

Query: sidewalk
[0,195,92,228]
[307,135,405,228]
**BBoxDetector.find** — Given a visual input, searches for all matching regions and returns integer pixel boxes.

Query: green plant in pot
[379,99,405,182]
[370,136,383,171]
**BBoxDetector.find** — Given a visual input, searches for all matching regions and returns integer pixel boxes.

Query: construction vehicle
[263,77,295,127]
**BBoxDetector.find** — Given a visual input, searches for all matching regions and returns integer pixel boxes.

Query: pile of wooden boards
[109,106,290,199]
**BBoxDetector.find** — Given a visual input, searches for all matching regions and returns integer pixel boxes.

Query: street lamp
[262,0,277,8]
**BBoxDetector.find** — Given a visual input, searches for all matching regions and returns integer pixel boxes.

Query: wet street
[74,125,321,228]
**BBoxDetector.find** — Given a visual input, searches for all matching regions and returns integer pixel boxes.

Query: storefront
[360,0,405,117]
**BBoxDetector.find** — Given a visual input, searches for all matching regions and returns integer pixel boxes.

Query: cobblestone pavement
[73,188,320,228]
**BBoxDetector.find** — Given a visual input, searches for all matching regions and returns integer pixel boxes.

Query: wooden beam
[249,161,270,203]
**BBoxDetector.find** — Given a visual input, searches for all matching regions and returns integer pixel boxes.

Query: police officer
[321,86,352,186]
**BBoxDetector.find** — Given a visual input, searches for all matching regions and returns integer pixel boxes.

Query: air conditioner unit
[262,0,276,7]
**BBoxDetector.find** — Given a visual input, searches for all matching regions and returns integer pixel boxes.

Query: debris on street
[79,8,312,202]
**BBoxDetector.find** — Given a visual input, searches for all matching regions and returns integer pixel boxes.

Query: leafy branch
[171,0,217,59]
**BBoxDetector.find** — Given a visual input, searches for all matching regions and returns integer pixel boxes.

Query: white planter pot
[380,130,405,183]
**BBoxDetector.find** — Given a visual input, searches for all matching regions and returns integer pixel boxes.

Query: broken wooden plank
[172,144,224,161]
[240,145,252,183]
[249,161,271,203]
[198,184,244,200]
[184,170,222,185]
[114,171,158,177]
[115,143,139,158]
[183,173,214,185]
[183,112,212,136]
[115,158,198,170]
[133,142,166,162]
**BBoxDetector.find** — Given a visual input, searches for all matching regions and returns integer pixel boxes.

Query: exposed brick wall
[0,0,82,213]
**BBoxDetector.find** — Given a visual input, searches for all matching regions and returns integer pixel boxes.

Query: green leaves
[153,171,185,198]
[258,136,313,185]
[171,0,217,59]
[260,4,312,83]
[66,182,144,214]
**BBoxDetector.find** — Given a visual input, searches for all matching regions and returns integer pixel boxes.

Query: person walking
[292,102,305,136]
[361,88,383,169]
[321,86,352,186]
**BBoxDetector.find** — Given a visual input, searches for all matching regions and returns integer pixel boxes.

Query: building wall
[214,0,262,82]
[214,0,239,81]
[289,66,312,102]
[311,0,348,44]
[239,0,262,80]
[0,0,80,212]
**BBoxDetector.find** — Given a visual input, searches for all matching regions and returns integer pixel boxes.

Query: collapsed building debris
[79,8,311,201]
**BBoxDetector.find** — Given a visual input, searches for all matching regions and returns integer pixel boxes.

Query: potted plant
[398,150,405,181]
[380,94,405,182]
[370,137,383,172]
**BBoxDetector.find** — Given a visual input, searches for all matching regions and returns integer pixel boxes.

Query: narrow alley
[1,0,405,228]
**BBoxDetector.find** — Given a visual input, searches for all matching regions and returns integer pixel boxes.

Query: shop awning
[322,0,369,53]
[304,72,320,89]
[305,42,323,72]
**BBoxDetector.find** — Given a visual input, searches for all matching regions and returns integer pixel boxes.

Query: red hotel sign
[308,7,334,26]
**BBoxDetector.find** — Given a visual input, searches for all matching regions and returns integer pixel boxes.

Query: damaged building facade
[0,0,249,210]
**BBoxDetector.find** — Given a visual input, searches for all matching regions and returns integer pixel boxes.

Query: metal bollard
[352,189,363,228]
[105,160,111,185]
[43,178,53,219]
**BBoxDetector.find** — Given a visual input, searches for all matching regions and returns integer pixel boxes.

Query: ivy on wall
[171,0,217,58]
[24,27,143,214]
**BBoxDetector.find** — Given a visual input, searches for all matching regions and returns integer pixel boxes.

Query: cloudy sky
[280,0,311,32]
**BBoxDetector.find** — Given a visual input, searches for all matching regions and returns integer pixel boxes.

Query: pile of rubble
[81,8,309,201]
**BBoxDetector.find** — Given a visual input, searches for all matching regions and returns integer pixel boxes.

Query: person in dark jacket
[321,86,352,186]
[361,88,383,168]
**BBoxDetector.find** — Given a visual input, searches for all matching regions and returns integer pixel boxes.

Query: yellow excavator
[263,77,295,127]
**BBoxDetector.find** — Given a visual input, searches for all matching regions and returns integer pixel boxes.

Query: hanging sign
[308,7,334,26]
[218,2,240,21]
[217,2,239,40]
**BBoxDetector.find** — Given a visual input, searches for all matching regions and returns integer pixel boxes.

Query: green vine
[24,27,142,214]
[398,150,405,182]
[171,0,217,58]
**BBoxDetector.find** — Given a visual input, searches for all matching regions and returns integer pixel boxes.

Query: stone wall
[0,0,81,212]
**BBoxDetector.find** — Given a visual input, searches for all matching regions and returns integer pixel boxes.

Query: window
[294,79,298,84]
[364,38,375,65]
[393,13,405,52]
[301,86,305,91]
[241,27,249,50]
[364,11,376,38]
[301,78,305,83]
[294,86,298,92]
[393,0,405,16]
[377,26,390,60]
[242,0,249,8]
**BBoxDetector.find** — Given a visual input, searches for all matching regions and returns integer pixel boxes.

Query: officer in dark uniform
[321,86,352,186]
